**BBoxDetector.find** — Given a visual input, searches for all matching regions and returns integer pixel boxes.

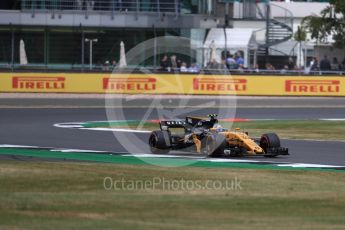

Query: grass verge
[0,160,344,229]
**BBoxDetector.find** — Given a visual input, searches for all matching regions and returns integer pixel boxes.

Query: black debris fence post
[85,38,98,70]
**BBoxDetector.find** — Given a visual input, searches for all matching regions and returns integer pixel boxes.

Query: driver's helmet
[213,124,223,132]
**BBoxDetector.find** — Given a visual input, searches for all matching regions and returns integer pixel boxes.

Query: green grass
[0,161,345,229]
[83,120,345,142]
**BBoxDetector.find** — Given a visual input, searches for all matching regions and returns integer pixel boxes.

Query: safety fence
[0,72,343,96]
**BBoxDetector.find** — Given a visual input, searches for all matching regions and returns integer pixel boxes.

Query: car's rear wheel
[205,134,227,157]
[149,130,170,154]
[260,133,280,157]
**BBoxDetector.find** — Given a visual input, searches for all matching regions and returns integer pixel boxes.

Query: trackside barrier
[0,72,344,96]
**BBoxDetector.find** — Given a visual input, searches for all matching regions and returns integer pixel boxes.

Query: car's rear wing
[159,115,218,131]
[159,120,186,130]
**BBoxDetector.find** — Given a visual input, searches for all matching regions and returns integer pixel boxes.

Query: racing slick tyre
[260,133,280,157]
[149,130,171,154]
[205,134,227,157]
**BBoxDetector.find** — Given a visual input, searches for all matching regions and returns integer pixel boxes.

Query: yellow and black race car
[148,115,289,157]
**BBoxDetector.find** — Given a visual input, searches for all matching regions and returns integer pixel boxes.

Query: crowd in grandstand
[159,55,200,73]
[158,51,345,74]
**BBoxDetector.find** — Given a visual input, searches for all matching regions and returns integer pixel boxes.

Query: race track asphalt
[0,95,344,166]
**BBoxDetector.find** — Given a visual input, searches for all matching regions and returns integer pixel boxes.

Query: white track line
[277,163,344,168]
[0,144,39,148]
[320,119,345,121]
[80,127,151,133]
[50,149,107,153]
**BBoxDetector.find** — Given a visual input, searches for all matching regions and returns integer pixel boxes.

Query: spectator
[320,55,331,71]
[235,52,244,66]
[221,50,230,61]
[280,65,289,74]
[332,57,341,70]
[160,55,169,71]
[293,65,301,71]
[253,64,260,73]
[341,58,345,71]
[176,59,182,68]
[207,59,219,70]
[188,63,199,73]
[111,60,117,69]
[220,60,227,70]
[333,57,338,65]
[170,55,178,69]
[265,63,275,71]
[287,57,294,70]
[180,62,188,72]
[226,54,237,70]
[310,57,319,71]
[103,60,110,71]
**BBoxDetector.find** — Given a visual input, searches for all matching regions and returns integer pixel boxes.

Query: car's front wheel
[260,133,281,157]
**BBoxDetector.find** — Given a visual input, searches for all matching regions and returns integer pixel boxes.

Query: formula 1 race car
[148,115,289,157]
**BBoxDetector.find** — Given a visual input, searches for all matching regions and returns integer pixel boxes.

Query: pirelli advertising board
[0,72,344,96]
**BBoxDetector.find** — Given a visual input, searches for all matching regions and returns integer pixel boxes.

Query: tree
[294,26,307,68]
[302,0,345,48]
[294,26,307,43]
